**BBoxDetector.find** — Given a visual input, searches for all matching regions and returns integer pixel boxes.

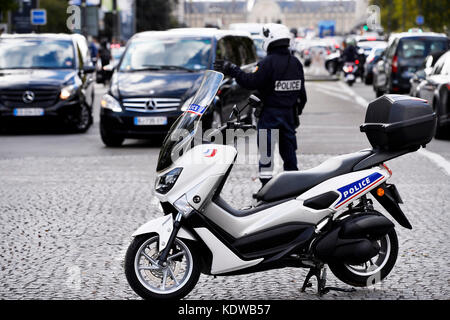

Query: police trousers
[257,107,298,186]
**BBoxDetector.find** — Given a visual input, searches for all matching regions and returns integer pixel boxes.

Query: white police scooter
[124,70,436,299]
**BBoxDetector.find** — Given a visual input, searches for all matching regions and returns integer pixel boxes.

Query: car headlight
[180,96,194,111]
[174,194,194,218]
[60,85,77,100]
[155,167,183,194]
[100,94,122,112]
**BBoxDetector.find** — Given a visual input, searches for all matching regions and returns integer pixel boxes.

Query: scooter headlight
[155,167,183,194]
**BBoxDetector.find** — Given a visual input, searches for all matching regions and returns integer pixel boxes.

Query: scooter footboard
[313,212,394,265]
[132,215,196,251]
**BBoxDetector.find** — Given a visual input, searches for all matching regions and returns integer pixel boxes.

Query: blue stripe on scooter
[335,172,383,207]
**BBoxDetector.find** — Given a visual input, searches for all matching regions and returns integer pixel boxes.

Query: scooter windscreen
[156,70,224,172]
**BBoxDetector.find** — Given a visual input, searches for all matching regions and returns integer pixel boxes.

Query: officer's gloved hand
[213,59,236,76]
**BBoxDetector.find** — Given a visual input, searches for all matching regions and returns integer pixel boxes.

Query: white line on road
[309,82,349,94]
[340,81,450,176]
[338,81,369,109]
[313,87,355,102]
[418,148,450,176]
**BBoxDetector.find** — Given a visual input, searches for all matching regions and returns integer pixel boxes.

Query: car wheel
[433,99,447,139]
[374,86,383,97]
[326,61,335,75]
[100,123,124,147]
[69,103,92,133]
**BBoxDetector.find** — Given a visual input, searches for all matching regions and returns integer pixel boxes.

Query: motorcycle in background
[342,62,358,86]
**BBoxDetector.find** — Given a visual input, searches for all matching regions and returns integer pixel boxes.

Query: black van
[372,32,449,97]
[0,33,96,132]
[100,28,257,147]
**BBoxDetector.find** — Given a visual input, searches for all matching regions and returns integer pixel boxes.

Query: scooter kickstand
[301,266,356,296]
[300,267,324,295]
[300,268,317,292]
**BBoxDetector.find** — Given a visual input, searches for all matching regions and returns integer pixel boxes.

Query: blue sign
[31,9,46,25]
[416,15,424,25]
[318,20,335,38]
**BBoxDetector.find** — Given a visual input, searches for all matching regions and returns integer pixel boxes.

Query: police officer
[342,38,358,63]
[214,23,307,187]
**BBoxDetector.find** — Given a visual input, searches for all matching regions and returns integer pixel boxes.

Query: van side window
[240,37,257,65]
[216,37,238,65]
[215,38,226,61]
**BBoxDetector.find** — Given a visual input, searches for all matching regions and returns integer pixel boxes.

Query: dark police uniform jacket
[228,46,307,121]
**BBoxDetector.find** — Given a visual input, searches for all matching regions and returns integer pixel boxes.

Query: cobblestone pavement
[0,81,449,300]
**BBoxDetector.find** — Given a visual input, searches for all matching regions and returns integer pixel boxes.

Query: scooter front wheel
[328,229,398,287]
[125,234,201,300]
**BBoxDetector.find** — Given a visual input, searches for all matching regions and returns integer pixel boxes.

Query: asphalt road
[0,64,449,300]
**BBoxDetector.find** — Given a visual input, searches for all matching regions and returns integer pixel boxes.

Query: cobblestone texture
[0,150,448,300]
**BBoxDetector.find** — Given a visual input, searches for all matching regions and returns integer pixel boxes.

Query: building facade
[178,0,369,34]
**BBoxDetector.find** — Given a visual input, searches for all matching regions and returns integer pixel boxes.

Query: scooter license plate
[346,74,355,81]
[134,116,167,126]
[13,108,44,116]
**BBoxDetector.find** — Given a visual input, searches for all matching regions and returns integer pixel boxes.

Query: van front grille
[122,97,180,113]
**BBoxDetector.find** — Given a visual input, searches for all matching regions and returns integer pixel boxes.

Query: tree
[370,0,449,34]
[136,0,179,32]
[0,0,18,23]
[39,0,70,33]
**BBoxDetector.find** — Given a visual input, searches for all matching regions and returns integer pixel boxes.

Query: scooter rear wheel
[328,229,398,287]
[125,234,201,300]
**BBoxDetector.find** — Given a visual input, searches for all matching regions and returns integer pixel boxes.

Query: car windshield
[156,70,224,172]
[0,38,75,70]
[398,37,448,59]
[119,37,212,72]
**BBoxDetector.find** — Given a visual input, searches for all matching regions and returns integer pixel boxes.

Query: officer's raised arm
[213,58,270,90]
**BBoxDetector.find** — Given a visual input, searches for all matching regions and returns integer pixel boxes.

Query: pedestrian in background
[214,23,307,189]
[88,36,99,64]
[99,40,111,69]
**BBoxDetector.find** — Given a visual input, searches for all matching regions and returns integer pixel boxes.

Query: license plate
[346,74,355,80]
[377,74,387,86]
[13,108,44,116]
[134,116,167,126]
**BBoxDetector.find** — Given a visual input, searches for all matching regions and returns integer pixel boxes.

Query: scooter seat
[255,150,373,203]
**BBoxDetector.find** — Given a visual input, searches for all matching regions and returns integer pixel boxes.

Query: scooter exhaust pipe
[313,212,394,265]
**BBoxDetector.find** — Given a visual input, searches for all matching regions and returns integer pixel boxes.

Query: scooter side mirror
[229,104,241,122]
[248,94,261,107]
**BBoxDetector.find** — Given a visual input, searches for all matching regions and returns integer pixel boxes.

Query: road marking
[314,87,354,102]
[338,81,369,108]
[310,82,348,94]
[418,148,450,176]
[341,81,450,176]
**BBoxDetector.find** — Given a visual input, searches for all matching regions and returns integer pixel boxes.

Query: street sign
[416,15,424,25]
[31,9,47,25]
